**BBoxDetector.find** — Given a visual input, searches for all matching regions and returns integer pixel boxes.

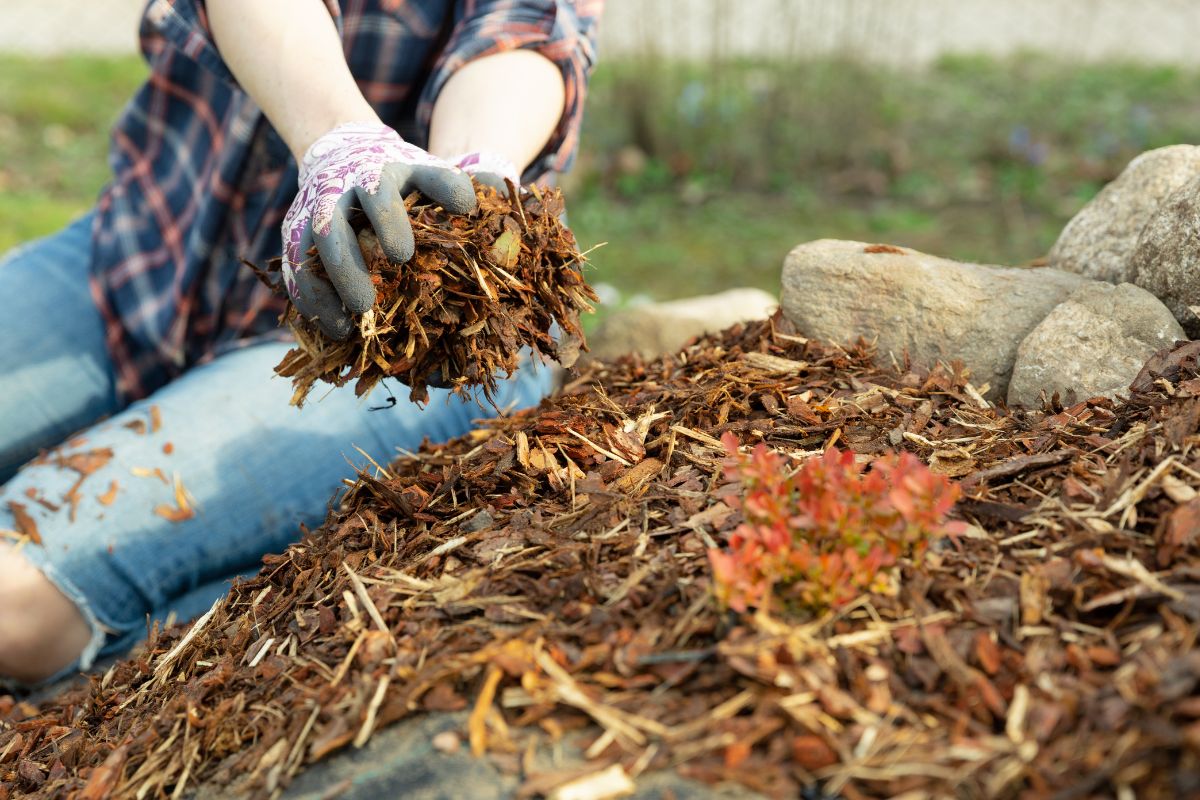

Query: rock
[431,731,461,754]
[281,712,762,800]
[588,288,777,361]
[461,509,494,533]
[613,145,649,178]
[1007,283,1185,407]
[1049,145,1200,283]
[1132,174,1200,336]
[780,240,1092,399]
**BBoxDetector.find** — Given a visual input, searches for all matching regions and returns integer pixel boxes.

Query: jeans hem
[16,545,118,680]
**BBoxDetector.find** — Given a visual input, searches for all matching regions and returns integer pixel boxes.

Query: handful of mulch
[270,182,597,406]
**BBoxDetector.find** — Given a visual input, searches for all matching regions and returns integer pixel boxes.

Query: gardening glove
[282,122,477,340]
[448,151,522,193]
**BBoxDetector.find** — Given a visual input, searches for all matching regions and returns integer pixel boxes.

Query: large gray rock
[1007,282,1185,407]
[589,288,777,360]
[1132,174,1200,336]
[780,240,1091,399]
[1049,145,1200,283]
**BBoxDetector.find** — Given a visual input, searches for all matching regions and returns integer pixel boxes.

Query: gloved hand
[282,122,477,340]
[448,151,521,193]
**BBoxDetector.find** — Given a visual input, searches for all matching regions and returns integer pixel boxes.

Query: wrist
[287,103,383,163]
[447,151,522,185]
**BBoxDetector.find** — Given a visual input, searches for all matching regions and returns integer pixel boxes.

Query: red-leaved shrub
[708,434,966,614]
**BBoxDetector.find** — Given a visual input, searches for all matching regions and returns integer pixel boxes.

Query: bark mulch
[4,314,1200,799]
[272,182,596,406]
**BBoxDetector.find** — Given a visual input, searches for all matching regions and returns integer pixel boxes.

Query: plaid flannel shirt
[90,0,601,401]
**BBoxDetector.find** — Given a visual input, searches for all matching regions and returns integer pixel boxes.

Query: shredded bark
[4,313,1200,799]
[270,183,596,406]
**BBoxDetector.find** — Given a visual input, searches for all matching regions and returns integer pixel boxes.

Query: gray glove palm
[281,122,476,340]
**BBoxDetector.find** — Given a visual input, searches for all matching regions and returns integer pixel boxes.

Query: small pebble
[865,664,889,682]
[432,731,461,754]
[462,509,494,532]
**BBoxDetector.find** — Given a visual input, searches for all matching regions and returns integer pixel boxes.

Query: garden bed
[3,314,1200,799]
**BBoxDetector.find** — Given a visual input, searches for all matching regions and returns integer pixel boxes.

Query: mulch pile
[272,183,595,405]
[4,313,1200,799]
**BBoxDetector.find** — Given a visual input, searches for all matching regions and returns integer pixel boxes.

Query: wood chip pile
[272,183,595,406]
[4,314,1200,799]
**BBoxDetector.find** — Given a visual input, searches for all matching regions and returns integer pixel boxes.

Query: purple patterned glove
[282,122,476,340]
[448,151,521,193]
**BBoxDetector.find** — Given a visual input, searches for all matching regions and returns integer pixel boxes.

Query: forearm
[208,0,378,160]
[428,50,566,176]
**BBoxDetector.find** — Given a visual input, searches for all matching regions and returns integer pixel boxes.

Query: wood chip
[7,501,41,544]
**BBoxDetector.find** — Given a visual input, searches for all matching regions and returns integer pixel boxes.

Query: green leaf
[490,229,520,270]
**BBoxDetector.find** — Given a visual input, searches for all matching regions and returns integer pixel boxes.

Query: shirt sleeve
[417,0,603,180]
[142,0,342,85]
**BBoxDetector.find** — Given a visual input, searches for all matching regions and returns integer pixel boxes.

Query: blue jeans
[0,214,553,676]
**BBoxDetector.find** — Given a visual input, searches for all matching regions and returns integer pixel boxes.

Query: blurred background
[3,0,1200,315]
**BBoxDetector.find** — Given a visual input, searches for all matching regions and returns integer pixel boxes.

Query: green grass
[569,192,1062,304]
[568,54,1200,304]
[0,55,147,251]
[3,52,1200,310]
